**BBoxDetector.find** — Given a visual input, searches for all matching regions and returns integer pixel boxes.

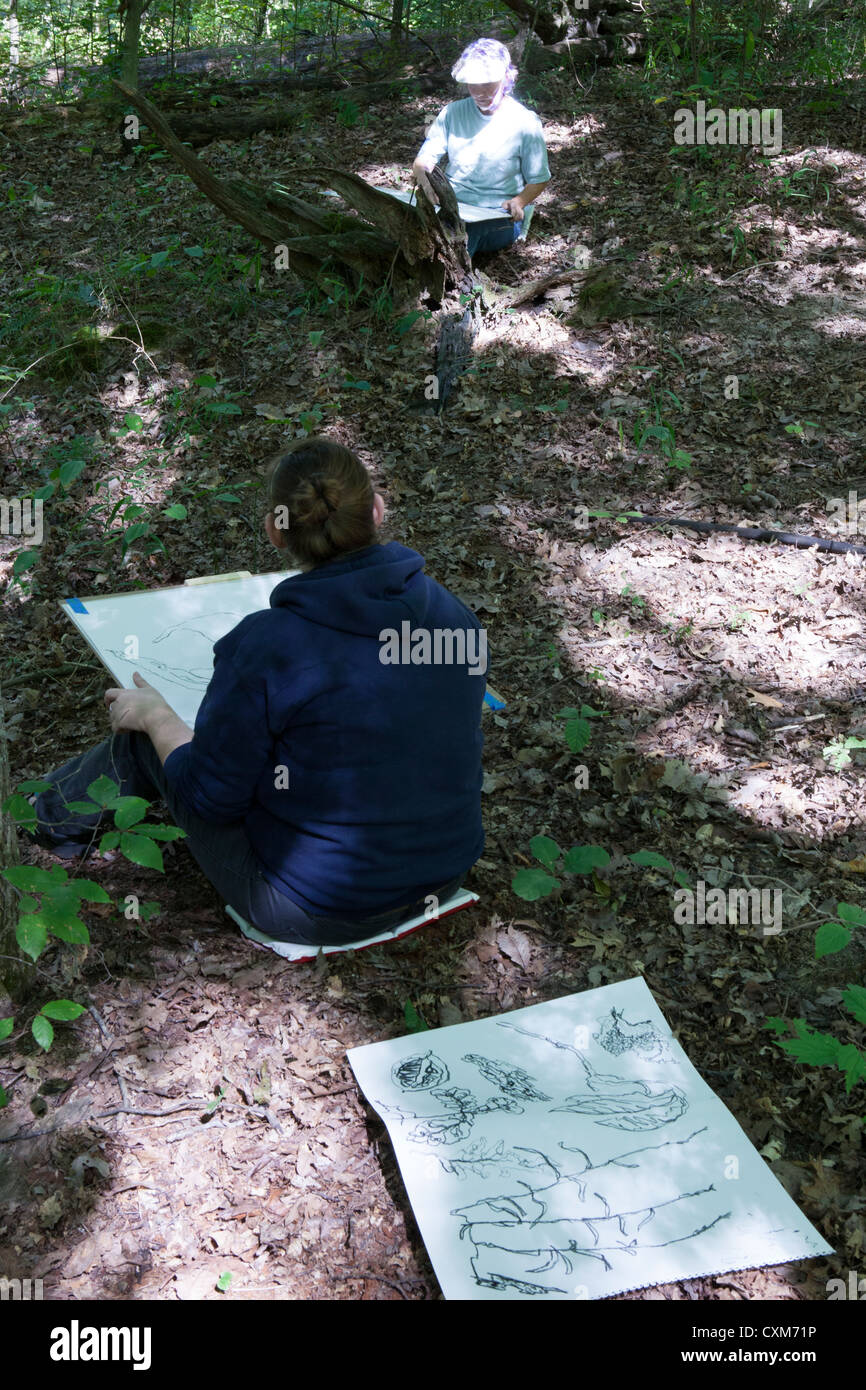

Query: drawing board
[372,186,513,224]
[347,976,833,1300]
[60,572,294,726]
[62,572,504,718]
[323,186,512,224]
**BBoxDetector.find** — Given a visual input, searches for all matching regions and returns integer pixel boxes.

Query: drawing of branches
[452,1128,708,1218]
[458,1184,732,1288]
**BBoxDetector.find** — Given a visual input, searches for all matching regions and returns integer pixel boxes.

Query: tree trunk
[111,81,469,301]
[501,0,649,48]
[0,681,29,1002]
[253,0,269,42]
[6,0,19,83]
[390,0,405,47]
[167,104,297,146]
[120,0,146,91]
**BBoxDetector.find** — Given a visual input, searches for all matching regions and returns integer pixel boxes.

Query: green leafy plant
[404,1000,429,1033]
[206,1084,228,1115]
[823,736,866,773]
[765,902,866,1118]
[1,776,186,967]
[333,95,362,128]
[511,839,690,902]
[621,584,647,615]
[628,355,693,471]
[727,608,748,632]
[556,704,606,754]
[0,1002,86,1105]
[784,420,819,440]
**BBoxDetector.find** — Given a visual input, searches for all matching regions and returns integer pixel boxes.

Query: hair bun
[294,476,342,528]
[267,435,376,567]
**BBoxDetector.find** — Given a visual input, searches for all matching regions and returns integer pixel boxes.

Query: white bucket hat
[451,38,516,89]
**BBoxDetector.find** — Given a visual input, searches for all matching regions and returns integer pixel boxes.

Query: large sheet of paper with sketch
[348,977,832,1299]
[60,573,295,726]
[326,186,511,224]
[372,186,512,223]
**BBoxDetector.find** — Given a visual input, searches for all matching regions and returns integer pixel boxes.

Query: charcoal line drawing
[593,1008,668,1061]
[348,980,834,1297]
[453,1127,707,1212]
[497,1018,688,1131]
[462,1054,550,1102]
[377,1086,524,1146]
[104,648,214,691]
[551,1083,687,1131]
[455,1188,732,1293]
[104,612,243,692]
[151,615,240,647]
[450,1128,729,1291]
[555,1126,709,1198]
[391,1052,450,1091]
[437,1142,561,1183]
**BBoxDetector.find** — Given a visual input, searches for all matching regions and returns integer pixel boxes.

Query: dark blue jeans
[467,217,522,259]
[34,733,464,947]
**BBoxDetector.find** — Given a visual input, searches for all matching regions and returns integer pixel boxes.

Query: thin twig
[4,663,103,689]
[96,1101,203,1118]
[341,1270,412,1298]
[87,1004,111,1040]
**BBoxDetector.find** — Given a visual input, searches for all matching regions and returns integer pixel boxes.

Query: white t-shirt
[417,95,551,210]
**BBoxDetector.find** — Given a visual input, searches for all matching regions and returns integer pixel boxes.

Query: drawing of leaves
[462,1053,551,1102]
[551,1087,688,1130]
[391,1051,450,1091]
[411,1115,474,1145]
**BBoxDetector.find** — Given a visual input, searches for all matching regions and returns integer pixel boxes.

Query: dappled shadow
[3,67,864,1300]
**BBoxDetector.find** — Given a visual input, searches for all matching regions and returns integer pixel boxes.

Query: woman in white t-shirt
[412,38,551,259]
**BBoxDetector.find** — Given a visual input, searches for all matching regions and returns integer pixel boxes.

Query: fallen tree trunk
[164,105,297,147]
[148,66,450,108]
[503,0,651,62]
[133,29,440,85]
[547,33,647,62]
[112,80,469,303]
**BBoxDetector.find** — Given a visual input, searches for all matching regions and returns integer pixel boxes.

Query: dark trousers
[35,733,464,947]
[467,218,522,259]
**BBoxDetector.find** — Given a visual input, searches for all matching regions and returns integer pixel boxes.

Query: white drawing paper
[61,572,296,725]
[323,186,511,224]
[347,977,833,1300]
[373,186,512,223]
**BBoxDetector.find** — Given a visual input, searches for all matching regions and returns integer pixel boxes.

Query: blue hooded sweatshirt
[163,542,486,917]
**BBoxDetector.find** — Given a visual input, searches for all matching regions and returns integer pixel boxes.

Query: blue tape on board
[483,690,505,711]
[65,598,88,614]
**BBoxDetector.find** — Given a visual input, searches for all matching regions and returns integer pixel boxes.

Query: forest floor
[1,61,865,1301]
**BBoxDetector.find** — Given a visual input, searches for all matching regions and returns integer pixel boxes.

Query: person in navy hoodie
[31,438,486,946]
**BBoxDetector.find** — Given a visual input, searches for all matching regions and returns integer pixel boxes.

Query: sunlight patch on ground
[541,529,866,705]
[475,314,571,354]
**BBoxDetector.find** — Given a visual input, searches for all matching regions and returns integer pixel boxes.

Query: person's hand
[502,196,525,222]
[105,672,172,735]
[412,159,433,185]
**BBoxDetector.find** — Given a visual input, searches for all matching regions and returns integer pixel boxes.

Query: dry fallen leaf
[496,926,532,971]
[747,689,785,709]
